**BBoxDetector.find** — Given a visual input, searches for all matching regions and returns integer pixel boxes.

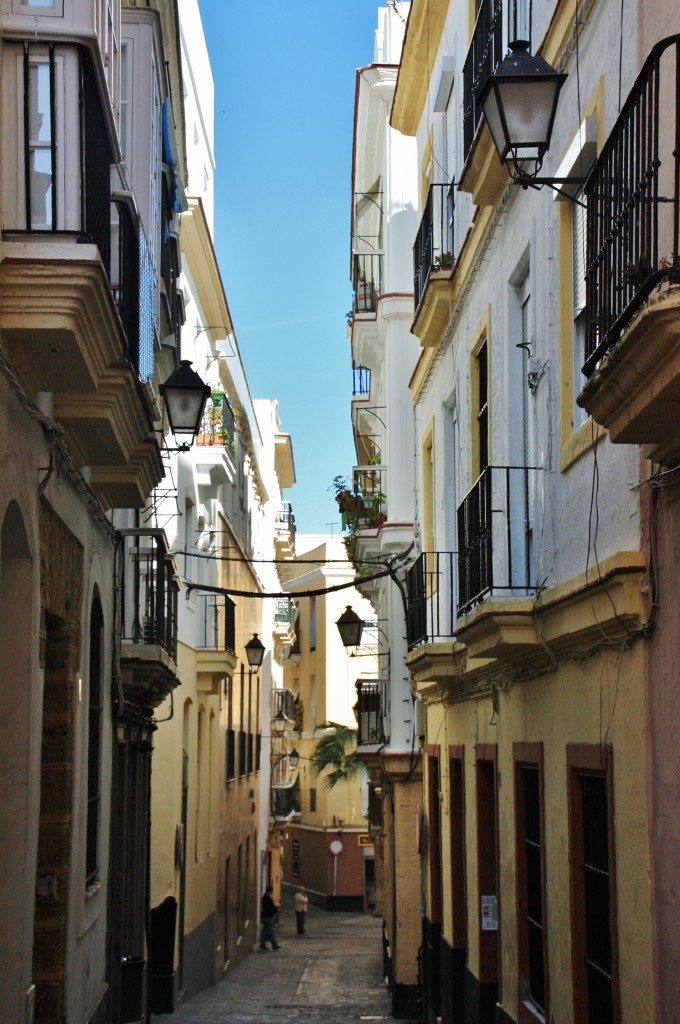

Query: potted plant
[434,251,453,270]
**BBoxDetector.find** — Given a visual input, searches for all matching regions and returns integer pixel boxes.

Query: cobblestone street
[152,898,401,1024]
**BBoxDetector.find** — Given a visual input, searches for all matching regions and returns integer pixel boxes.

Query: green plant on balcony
[434,251,453,270]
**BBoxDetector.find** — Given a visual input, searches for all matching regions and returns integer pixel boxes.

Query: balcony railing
[196,594,236,653]
[406,552,456,651]
[456,466,536,616]
[583,35,680,377]
[347,465,387,530]
[413,184,455,311]
[352,252,382,315]
[352,363,371,397]
[273,688,297,723]
[275,502,296,540]
[119,530,179,660]
[271,784,300,819]
[462,0,503,158]
[355,679,385,746]
[197,392,235,450]
[273,597,297,628]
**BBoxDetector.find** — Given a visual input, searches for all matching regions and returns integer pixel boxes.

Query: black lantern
[159,360,211,444]
[245,633,265,669]
[272,709,286,735]
[336,605,364,649]
[288,748,300,769]
[480,40,567,180]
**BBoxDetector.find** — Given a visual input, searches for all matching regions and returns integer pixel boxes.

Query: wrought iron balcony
[273,687,297,724]
[582,35,680,379]
[196,594,236,653]
[355,679,385,746]
[406,552,456,651]
[344,465,387,530]
[352,363,371,397]
[462,0,503,158]
[111,198,156,382]
[271,784,300,819]
[197,392,235,451]
[275,502,296,538]
[352,252,382,315]
[456,466,537,616]
[119,530,180,660]
[352,189,383,316]
[273,597,297,628]
[413,183,455,311]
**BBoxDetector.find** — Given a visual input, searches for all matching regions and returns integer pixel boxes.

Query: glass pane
[29,64,51,142]
[25,0,55,5]
[29,149,53,227]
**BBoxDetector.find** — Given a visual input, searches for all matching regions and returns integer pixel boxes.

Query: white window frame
[12,0,63,15]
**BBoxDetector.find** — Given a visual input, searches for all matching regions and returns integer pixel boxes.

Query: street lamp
[159,360,211,450]
[245,633,265,669]
[288,748,300,769]
[272,709,286,735]
[479,40,582,187]
[336,605,364,649]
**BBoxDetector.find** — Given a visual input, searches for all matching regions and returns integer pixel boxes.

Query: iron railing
[273,597,297,628]
[271,784,300,818]
[352,363,371,397]
[111,198,141,370]
[462,0,503,158]
[83,48,114,274]
[355,679,385,746]
[406,552,457,650]
[413,184,455,311]
[456,466,537,616]
[583,35,680,377]
[352,252,382,314]
[119,530,179,660]
[273,688,296,722]
[348,465,387,530]
[275,502,296,543]
[197,392,235,451]
[160,209,181,349]
[196,594,235,653]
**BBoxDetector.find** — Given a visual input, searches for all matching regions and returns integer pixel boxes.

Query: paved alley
[152,897,402,1024]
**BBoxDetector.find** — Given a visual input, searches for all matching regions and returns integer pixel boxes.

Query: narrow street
[153,897,401,1024]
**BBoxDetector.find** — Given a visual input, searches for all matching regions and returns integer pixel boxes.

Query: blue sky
[197,1,385,534]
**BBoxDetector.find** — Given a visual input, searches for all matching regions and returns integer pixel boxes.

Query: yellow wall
[421,635,652,1021]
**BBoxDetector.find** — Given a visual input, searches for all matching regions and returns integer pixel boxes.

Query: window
[427,747,443,925]
[309,788,317,813]
[238,730,246,777]
[514,744,547,1022]
[309,596,317,652]
[573,192,589,427]
[292,840,300,878]
[473,339,490,478]
[567,744,619,1024]
[226,678,235,780]
[86,598,104,888]
[13,0,62,13]
[476,745,500,990]
[449,748,467,950]
[119,40,131,160]
[422,424,436,555]
[22,48,58,230]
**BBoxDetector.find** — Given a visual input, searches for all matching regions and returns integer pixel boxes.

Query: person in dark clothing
[259,885,281,950]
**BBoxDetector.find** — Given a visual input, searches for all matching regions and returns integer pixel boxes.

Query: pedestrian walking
[259,885,281,950]
[293,886,308,934]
